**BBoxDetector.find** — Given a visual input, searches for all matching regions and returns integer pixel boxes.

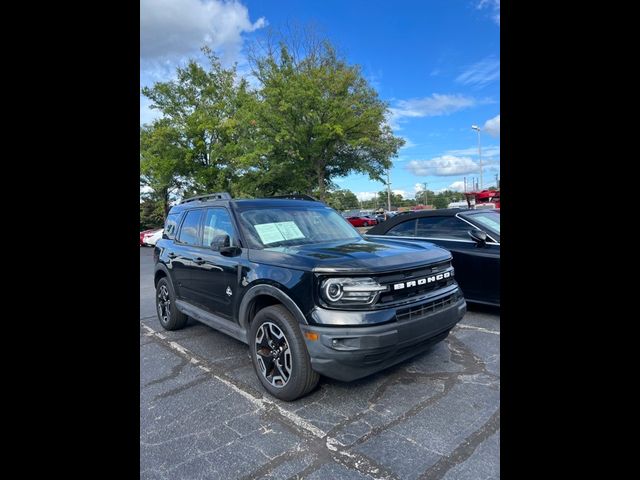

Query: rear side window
[416,216,471,239]
[387,219,417,236]
[177,210,203,246]
[164,213,182,240]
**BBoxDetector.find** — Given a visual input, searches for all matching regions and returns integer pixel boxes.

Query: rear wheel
[156,277,188,331]
[249,305,319,401]
[363,221,369,226]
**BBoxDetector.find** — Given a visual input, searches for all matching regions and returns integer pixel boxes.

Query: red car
[346,215,378,227]
[140,228,157,246]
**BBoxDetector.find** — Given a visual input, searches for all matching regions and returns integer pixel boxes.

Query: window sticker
[254,221,305,244]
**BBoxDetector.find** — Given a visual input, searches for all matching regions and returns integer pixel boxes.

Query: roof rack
[180,192,232,204]
[268,194,319,202]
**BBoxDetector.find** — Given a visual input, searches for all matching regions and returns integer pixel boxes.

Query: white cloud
[456,56,500,88]
[447,145,500,157]
[400,137,417,149]
[477,0,500,25]
[407,155,480,176]
[448,181,466,192]
[140,0,266,65]
[392,189,407,198]
[389,93,478,129]
[355,191,377,201]
[483,114,500,137]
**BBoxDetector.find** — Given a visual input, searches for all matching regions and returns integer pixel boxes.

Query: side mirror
[211,234,241,257]
[468,229,488,246]
[210,234,230,250]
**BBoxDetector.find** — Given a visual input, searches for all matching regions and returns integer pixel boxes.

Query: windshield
[469,211,500,235]
[236,206,361,249]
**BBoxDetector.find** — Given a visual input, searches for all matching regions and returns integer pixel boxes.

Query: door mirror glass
[210,234,230,251]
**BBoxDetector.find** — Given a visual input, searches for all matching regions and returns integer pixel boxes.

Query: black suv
[153,193,466,400]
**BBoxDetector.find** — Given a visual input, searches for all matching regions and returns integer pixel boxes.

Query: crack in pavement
[455,323,500,335]
[140,320,499,479]
[417,408,500,480]
[141,320,402,480]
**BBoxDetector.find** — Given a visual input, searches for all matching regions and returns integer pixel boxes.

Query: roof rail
[268,194,319,202]
[180,192,232,204]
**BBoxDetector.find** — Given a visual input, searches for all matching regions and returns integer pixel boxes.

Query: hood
[247,238,451,273]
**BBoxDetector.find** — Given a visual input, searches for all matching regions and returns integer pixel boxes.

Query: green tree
[248,40,404,200]
[140,119,187,217]
[431,190,465,209]
[141,47,253,196]
[140,198,164,230]
[325,189,359,211]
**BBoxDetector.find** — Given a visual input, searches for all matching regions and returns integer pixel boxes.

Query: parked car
[142,228,163,246]
[346,215,378,227]
[153,193,466,400]
[367,208,500,306]
[140,228,156,246]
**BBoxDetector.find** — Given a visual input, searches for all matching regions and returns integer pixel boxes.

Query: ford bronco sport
[153,193,466,400]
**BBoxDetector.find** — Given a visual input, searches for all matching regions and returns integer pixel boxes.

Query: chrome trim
[454,214,500,244]
[365,234,499,246]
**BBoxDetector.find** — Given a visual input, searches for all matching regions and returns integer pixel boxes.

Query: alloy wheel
[254,322,292,388]
[157,284,171,323]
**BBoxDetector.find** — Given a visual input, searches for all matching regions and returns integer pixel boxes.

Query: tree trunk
[163,189,170,219]
[317,166,326,201]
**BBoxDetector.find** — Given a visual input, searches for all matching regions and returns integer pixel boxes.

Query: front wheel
[363,221,369,226]
[249,305,319,401]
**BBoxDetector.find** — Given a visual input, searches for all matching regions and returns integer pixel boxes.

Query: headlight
[320,277,387,306]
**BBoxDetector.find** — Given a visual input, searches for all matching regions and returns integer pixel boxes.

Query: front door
[189,207,242,319]
[170,208,205,303]
[414,216,499,304]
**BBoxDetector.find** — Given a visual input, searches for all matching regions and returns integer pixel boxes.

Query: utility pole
[464,177,466,192]
[471,125,483,189]
[423,182,428,206]
[495,173,499,189]
[386,170,392,212]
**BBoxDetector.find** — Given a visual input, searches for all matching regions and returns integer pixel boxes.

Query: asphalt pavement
[140,247,500,479]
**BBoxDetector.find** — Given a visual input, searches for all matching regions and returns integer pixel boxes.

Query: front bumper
[300,291,466,381]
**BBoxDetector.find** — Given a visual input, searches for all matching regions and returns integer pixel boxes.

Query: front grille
[375,261,454,305]
[395,292,458,322]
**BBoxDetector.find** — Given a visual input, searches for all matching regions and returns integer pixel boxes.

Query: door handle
[194,257,206,265]
[167,252,177,259]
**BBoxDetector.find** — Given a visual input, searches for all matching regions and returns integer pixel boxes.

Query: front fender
[238,283,309,331]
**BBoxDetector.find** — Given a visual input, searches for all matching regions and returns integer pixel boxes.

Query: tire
[249,305,319,401]
[363,221,369,226]
[156,277,188,331]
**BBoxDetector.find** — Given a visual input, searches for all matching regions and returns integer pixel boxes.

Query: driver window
[202,208,237,248]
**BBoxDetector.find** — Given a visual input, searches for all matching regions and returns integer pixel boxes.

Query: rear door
[189,207,242,319]
[170,208,205,303]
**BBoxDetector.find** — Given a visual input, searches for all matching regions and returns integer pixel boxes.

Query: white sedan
[142,229,163,246]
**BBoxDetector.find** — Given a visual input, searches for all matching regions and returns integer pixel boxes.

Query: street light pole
[471,125,482,190]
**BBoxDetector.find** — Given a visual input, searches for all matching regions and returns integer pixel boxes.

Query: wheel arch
[239,284,308,331]
[154,264,172,288]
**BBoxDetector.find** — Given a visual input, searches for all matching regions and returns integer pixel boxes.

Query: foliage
[140,199,164,230]
[140,119,188,216]
[141,48,254,198]
[325,189,360,211]
[246,40,404,200]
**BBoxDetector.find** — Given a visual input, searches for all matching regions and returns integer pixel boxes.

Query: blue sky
[141,0,500,201]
